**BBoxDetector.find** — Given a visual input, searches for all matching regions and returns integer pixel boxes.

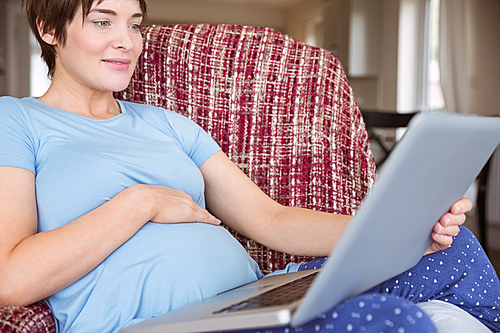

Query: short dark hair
[23,0,148,78]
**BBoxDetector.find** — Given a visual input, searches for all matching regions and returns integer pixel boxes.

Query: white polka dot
[366,314,373,322]
[314,324,320,331]
[416,311,423,318]
[358,301,365,308]
[394,308,402,315]
[346,324,353,332]
[332,312,338,319]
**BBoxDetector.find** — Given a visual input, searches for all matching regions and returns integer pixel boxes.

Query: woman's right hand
[129,184,221,226]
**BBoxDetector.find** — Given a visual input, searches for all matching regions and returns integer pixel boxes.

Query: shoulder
[0,96,44,113]
[0,97,53,132]
[0,96,23,111]
[0,96,31,121]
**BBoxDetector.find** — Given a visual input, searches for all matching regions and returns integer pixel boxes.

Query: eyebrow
[90,8,143,19]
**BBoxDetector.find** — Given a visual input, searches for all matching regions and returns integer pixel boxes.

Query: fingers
[425,198,472,255]
[431,231,453,247]
[434,220,460,237]
[141,185,221,226]
[438,198,469,231]
[185,206,221,226]
[450,197,473,215]
[168,189,221,225]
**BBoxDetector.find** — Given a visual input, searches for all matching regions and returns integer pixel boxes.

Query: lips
[102,58,131,71]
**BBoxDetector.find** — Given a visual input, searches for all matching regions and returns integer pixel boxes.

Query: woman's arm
[0,166,219,307]
[201,151,351,257]
[201,151,470,257]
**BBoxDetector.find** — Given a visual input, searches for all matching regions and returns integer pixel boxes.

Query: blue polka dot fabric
[216,226,500,333]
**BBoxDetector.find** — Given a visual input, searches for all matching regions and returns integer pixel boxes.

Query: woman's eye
[96,21,110,27]
[130,24,141,31]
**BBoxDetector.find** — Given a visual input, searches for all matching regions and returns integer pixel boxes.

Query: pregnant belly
[107,222,261,310]
[48,222,262,332]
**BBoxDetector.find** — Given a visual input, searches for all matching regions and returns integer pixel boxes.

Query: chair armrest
[0,300,56,333]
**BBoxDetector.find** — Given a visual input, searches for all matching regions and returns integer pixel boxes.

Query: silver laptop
[123,112,500,333]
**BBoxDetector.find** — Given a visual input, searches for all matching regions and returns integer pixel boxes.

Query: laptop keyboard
[213,271,319,314]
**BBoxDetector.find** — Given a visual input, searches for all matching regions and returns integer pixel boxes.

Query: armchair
[0,24,376,332]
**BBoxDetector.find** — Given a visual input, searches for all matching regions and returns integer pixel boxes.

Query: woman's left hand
[424,197,473,255]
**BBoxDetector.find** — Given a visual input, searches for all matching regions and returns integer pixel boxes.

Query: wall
[349,0,381,77]
[286,0,350,65]
[286,0,323,45]
[0,0,7,96]
[145,0,286,31]
[347,0,399,111]
[1,0,30,98]
[468,0,500,117]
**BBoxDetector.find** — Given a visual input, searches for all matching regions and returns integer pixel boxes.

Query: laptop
[123,112,500,333]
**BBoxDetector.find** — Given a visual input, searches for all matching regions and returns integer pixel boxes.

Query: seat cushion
[417,300,491,333]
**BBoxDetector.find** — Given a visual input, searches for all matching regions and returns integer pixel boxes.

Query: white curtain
[439,0,470,113]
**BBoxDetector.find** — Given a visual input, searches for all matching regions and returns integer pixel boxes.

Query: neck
[39,75,122,120]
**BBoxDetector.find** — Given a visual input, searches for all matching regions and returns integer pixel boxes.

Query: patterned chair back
[116,24,377,274]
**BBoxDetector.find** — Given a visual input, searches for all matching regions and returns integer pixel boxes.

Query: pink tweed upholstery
[0,301,56,333]
[117,24,377,274]
[0,24,376,332]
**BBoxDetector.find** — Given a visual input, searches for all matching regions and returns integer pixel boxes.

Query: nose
[113,26,134,51]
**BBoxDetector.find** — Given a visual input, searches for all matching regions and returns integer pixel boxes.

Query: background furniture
[360,110,417,167]
[0,24,377,331]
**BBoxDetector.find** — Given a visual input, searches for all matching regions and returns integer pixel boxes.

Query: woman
[0,0,497,332]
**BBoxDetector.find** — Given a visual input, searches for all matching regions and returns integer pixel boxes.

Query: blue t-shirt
[0,96,264,332]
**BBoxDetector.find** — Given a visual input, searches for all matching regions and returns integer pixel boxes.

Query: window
[30,33,51,97]
[423,0,445,111]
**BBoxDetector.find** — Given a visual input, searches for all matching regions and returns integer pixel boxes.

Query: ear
[37,20,56,45]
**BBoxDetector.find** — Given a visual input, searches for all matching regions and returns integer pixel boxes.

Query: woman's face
[50,0,144,93]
